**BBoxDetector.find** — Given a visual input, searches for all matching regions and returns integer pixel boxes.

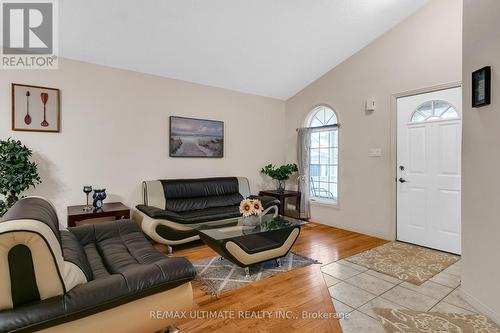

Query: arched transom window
[410,100,459,123]
[308,106,338,202]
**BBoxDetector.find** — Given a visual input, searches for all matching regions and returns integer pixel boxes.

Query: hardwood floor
[155,222,388,333]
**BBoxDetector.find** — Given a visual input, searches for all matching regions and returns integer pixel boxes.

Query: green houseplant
[260,163,298,192]
[0,138,42,216]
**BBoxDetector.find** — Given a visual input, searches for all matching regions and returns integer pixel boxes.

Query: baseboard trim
[460,288,500,325]
[311,220,393,241]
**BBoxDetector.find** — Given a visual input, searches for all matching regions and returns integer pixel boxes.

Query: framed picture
[472,66,491,108]
[169,116,224,158]
[12,83,61,132]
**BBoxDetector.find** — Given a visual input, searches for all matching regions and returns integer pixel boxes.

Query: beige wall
[284,0,462,239]
[0,59,285,225]
[461,0,500,323]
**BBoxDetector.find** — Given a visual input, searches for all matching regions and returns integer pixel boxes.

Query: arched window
[307,106,338,202]
[410,100,459,123]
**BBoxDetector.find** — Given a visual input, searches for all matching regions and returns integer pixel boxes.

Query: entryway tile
[364,269,403,284]
[323,273,341,287]
[329,281,377,308]
[331,298,354,315]
[321,262,361,280]
[345,272,396,295]
[442,262,461,277]
[430,271,461,288]
[400,280,453,299]
[441,288,477,312]
[336,259,369,272]
[358,296,407,320]
[340,310,385,333]
[380,286,439,311]
[430,300,476,314]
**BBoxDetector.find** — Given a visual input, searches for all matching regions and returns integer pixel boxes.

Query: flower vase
[242,214,261,226]
[276,180,285,193]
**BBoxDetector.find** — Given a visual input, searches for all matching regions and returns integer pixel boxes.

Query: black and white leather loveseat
[134,177,280,250]
[0,197,196,333]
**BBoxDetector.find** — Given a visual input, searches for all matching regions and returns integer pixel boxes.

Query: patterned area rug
[193,252,319,296]
[345,242,460,285]
[375,308,500,333]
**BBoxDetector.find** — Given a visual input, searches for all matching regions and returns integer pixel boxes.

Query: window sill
[310,198,338,208]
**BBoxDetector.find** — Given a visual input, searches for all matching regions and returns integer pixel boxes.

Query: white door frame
[389,81,462,242]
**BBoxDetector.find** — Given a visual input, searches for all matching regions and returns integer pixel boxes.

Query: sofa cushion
[166,193,244,213]
[161,177,240,199]
[69,221,196,282]
[137,204,241,224]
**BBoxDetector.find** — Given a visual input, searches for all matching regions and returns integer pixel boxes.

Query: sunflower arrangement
[239,199,264,217]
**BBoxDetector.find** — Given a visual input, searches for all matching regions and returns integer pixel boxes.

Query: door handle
[398,178,408,183]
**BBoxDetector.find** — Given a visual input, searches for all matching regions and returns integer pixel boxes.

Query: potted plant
[260,163,298,193]
[0,138,42,216]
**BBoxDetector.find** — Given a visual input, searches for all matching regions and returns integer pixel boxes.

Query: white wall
[461,0,500,323]
[0,59,286,226]
[284,0,462,239]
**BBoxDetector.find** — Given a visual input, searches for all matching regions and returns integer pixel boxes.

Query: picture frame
[169,116,224,158]
[12,83,61,132]
[472,66,491,108]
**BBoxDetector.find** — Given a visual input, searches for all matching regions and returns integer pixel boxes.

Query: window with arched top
[410,100,459,123]
[307,106,338,202]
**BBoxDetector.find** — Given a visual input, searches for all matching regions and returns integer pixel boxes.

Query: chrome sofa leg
[275,258,281,267]
[244,267,250,278]
[167,245,173,257]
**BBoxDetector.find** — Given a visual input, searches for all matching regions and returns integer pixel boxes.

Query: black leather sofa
[134,177,280,249]
[0,197,196,333]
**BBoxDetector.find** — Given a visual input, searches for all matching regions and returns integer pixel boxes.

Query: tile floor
[321,259,477,333]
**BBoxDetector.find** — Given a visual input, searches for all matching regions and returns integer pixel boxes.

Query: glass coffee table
[198,215,306,277]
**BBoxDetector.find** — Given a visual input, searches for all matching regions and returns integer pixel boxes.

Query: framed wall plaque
[472,66,491,108]
[12,83,61,132]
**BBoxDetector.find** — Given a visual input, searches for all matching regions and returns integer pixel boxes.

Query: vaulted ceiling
[60,0,428,100]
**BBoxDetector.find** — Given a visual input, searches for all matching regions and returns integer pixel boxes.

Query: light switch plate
[366,97,376,112]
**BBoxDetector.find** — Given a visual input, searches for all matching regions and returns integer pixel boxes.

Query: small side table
[67,202,130,227]
[259,190,301,217]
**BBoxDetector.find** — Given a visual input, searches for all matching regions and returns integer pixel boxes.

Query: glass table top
[198,214,306,241]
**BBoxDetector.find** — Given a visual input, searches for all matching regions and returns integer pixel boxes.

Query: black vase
[92,189,107,209]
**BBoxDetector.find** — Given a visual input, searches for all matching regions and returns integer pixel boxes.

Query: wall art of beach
[169,116,224,157]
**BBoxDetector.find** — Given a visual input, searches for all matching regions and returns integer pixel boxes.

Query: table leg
[297,192,301,215]
[279,198,285,216]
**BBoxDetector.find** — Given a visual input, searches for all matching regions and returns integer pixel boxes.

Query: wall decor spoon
[40,92,49,127]
[24,91,32,125]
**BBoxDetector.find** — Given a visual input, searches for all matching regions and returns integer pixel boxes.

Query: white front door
[397,87,462,254]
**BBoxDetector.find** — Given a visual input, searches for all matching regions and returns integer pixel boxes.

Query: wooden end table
[258,190,301,217]
[67,202,130,227]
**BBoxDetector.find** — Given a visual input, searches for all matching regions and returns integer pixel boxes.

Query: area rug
[345,242,460,285]
[375,308,500,333]
[193,252,319,296]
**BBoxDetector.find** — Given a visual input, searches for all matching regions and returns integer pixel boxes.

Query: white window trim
[306,105,339,204]
[311,197,339,208]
